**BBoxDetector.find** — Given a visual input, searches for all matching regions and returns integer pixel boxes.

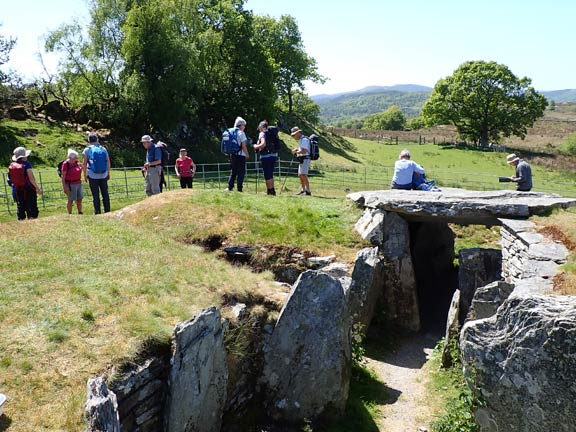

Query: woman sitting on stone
[390,149,425,190]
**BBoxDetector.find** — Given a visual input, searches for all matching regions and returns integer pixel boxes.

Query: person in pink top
[175,148,196,189]
[62,149,84,214]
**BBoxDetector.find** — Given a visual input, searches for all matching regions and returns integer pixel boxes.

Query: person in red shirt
[62,149,84,214]
[175,148,196,189]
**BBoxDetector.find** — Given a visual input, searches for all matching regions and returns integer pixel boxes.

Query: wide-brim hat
[506,153,520,164]
[141,135,153,142]
[12,146,31,161]
[290,126,302,136]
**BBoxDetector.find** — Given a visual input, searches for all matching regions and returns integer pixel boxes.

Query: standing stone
[381,212,420,331]
[261,271,351,422]
[467,281,514,321]
[349,247,385,331]
[165,307,227,432]
[461,295,576,432]
[354,207,385,245]
[441,289,461,368]
[458,248,502,324]
[86,377,121,432]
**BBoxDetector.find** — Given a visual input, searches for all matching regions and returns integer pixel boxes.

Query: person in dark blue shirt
[141,135,163,196]
[506,153,533,192]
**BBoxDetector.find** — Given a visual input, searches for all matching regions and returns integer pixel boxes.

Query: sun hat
[141,135,153,142]
[88,133,99,143]
[506,153,520,164]
[234,117,247,127]
[258,121,268,129]
[67,149,79,159]
[179,148,187,153]
[290,126,302,136]
[12,146,31,161]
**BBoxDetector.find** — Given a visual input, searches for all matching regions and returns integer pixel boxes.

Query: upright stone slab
[261,271,351,422]
[461,295,576,432]
[165,307,227,432]
[86,377,121,432]
[458,248,502,323]
[381,212,420,331]
[467,281,514,321]
[441,289,461,368]
[354,207,385,245]
[349,247,385,331]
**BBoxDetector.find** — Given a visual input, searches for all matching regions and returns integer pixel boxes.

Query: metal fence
[1,159,575,215]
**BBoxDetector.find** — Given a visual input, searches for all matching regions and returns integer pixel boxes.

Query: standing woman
[7,146,43,220]
[253,120,278,195]
[175,148,196,189]
[61,149,84,214]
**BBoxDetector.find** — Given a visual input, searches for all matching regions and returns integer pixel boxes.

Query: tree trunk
[287,88,293,114]
[480,130,489,147]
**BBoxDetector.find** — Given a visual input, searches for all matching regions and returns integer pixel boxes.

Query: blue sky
[3,0,575,95]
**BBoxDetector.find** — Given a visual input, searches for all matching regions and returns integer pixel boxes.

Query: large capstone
[165,307,228,432]
[261,271,351,422]
[349,247,385,331]
[461,295,576,432]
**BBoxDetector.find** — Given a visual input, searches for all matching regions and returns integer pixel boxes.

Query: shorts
[298,157,310,175]
[67,183,84,201]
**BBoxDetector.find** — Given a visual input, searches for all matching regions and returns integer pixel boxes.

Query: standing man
[141,135,163,196]
[8,146,43,220]
[290,126,311,196]
[506,153,533,192]
[227,117,249,192]
[83,133,111,214]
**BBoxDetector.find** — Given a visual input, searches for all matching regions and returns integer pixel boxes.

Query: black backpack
[57,160,68,178]
[156,141,170,166]
[263,126,280,154]
[309,134,320,160]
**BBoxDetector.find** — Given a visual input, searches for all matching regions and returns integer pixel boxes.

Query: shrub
[561,133,576,156]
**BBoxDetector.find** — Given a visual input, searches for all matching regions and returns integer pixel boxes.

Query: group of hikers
[6,117,317,220]
[390,149,532,192]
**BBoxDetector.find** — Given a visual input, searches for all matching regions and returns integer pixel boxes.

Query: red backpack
[8,162,28,188]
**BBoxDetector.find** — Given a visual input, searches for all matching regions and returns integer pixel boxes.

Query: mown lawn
[0,190,363,431]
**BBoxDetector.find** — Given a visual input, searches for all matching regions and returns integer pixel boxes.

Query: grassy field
[0,189,364,431]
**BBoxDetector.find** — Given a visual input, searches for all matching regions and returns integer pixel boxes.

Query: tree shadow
[0,124,22,165]
[0,414,13,431]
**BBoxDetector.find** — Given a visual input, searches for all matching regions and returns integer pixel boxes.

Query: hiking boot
[305,191,312,196]
[297,190,306,195]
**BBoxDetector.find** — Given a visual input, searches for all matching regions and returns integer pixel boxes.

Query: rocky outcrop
[501,218,569,293]
[349,247,385,330]
[261,271,351,422]
[165,307,228,432]
[461,295,576,432]
[109,357,167,432]
[348,189,576,225]
[7,105,29,120]
[381,212,420,331]
[458,248,502,323]
[467,281,514,321]
[86,377,120,432]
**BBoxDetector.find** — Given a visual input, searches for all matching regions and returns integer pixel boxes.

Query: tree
[254,15,325,113]
[0,27,16,84]
[422,60,547,146]
[279,89,320,124]
[364,105,406,130]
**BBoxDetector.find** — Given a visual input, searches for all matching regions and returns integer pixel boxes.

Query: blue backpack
[89,145,108,174]
[221,128,240,155]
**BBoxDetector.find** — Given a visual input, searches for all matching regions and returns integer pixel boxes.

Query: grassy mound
[0,190,363,431]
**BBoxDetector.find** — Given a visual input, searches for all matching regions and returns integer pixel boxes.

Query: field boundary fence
[1,159,575,215]
[327,127,459,145]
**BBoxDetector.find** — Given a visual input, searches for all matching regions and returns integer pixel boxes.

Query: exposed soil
[538,225,576,251]
[365,330,440,432]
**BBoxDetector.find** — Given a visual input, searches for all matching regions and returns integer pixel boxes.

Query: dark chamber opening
[409,222,459,334]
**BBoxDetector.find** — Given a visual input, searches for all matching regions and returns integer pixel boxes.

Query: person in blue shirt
[82,133,111,214]
[391,149,425,190]
[141,135,163,196]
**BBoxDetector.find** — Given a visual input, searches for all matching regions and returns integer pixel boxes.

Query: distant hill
[312,85,432,125]
[541,89,576,103]
[313,84,576,125]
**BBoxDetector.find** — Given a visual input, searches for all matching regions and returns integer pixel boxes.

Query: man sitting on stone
[506,153,532,192]
[390,149,425,190]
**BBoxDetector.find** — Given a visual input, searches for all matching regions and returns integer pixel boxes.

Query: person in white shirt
[391,149,425,190]
[227,116,249,192]
[290,126,311,195]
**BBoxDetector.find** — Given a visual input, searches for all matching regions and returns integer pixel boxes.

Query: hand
[191,171,195,177]
[243,151,249,158]
[176,173,180,178]
[84,176,88,183]
[144,162,150,169]
[64,187,70,195]
[107,174,110,180]
[36,187,43,195]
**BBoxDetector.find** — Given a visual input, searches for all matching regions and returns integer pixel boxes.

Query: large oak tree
[422,61,547,146]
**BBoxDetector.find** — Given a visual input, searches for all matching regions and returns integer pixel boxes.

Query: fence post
[217,163,221,189]
[395,136,398,145]
[124,168,129,197]
[38,171,46,209]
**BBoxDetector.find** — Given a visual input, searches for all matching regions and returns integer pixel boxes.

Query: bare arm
[241,141,249,158]
[27,169,43,195]
[191,160,196,177]
[253,135,266,151]
[83,156,89,182]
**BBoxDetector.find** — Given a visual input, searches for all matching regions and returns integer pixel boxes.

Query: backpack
[221,128,240,155]
[57,160,68,178]
[89,145,108,174]
[8,161,28,188]
[309,134,320,160]
[263,126,280,154]
[156,141,170,166]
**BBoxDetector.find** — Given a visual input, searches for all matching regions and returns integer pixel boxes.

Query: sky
[2,0,576,95]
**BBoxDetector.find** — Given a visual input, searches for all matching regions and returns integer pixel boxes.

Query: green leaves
[422,61,547,146]
[364,105,406,130]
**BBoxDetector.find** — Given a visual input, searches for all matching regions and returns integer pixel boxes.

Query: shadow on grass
[0,125,22,165]
[0,414,12,431]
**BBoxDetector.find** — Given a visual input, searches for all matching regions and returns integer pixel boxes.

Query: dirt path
[365,331,440,432]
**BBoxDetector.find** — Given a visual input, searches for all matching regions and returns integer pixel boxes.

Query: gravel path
[366,332,440,432]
